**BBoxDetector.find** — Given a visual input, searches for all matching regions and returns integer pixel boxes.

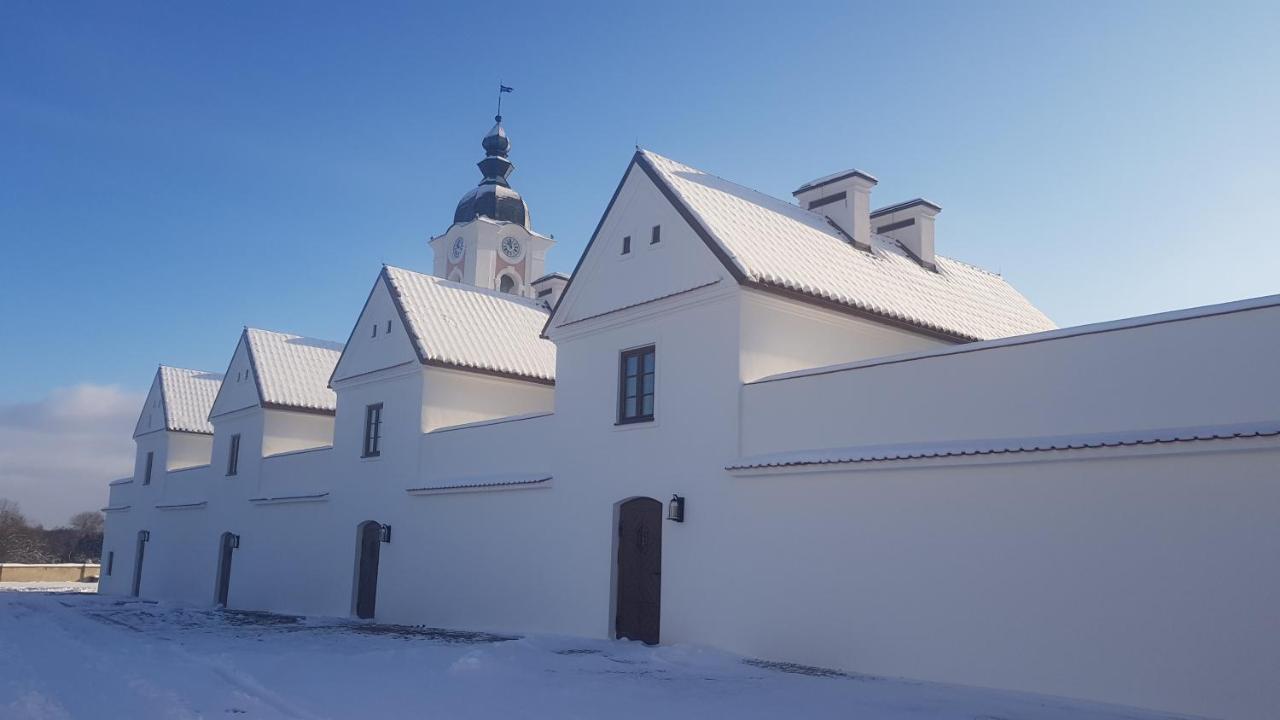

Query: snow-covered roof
[154,366,223,435]
[244,328,344,413]
[383,265,556,383]
[637,150,1055,341]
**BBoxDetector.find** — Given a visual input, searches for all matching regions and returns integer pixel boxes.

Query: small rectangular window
[363,403,383,458]
[143,451,154,485]
[617,345,656,424]
[651,225,661,244]
[105,551,114,576]
[372,323,378,338]
[386,320,392,334]
[226,434,240,476]
[621,236,631,255]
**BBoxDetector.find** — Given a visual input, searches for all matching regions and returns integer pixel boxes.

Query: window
[363,403,383,458]
[499,274,517,294]
[386,320,392,334]
[617,345,656,424]
[621,236,631,254]
[105,551,114,576]
[651,225,661,244]
[226,434,240,476]
[372,323,378,337]
[143,451,154,485]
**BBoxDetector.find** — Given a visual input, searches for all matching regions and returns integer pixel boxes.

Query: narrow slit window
[105,551,114,576]
[143,451,154,485]
[363,403,383,458]
[621,236,631,255]
[372,323,378,338]
[386,320,392,334]
[226,434,240,476]
[651,225,661,244]
[617,345,656,424]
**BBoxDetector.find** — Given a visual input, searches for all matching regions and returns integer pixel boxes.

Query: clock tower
[428,115,556,301]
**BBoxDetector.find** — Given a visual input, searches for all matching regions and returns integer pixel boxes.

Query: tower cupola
[454,114,530,228]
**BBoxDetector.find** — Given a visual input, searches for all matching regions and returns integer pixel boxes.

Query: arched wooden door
[215,532,236,607]
[355,521,382,619]
[131,530,149,597]
[615,498,662,644]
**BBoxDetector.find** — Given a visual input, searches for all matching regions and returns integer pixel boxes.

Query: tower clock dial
[450,236,466,262]
[501,236,523,260]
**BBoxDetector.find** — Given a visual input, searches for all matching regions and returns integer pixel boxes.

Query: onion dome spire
[453,114,530,228]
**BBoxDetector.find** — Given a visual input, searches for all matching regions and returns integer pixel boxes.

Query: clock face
[501,236,522,260]
[450,236,466,262]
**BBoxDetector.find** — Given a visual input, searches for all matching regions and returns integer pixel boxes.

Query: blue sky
[2,1,1279,406]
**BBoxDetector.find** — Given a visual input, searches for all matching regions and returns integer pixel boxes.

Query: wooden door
[615,498,662,644]
[355,522,382,619]
[131,530,148,597]
[215,533,235,606]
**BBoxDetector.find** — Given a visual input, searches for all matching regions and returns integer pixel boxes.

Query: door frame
[131,529,149,597]
[352,520,383,619]
[214,531,237,607]
[610,496,663,644]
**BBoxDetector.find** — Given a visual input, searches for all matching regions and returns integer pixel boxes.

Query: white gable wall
[553,164,728,328]
[133,374,165,437]
[210,336,261,418]
[330,275,418,383]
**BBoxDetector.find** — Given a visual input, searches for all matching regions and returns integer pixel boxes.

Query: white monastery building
[100,116,1280,720]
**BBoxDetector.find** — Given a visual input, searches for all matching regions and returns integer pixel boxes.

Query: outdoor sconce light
[380,524,392,543]
[667,494,685,523]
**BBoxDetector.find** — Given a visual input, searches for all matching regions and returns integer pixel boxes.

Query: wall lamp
[380,524,392,543]
[667,494,685,523]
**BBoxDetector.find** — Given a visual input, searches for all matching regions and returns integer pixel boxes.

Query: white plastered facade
[100,149,1280,720]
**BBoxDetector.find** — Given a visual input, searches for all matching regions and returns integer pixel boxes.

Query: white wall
[741,301,1280,455]
[739,288,948,381]
[262,409,334,457]
[421,366,554,432]
[167,432,213,471]
[715,444,1280,720]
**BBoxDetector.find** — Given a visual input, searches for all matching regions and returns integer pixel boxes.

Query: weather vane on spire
[496,83,513,121]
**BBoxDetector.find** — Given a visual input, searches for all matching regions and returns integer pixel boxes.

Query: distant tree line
[0,499,103,563]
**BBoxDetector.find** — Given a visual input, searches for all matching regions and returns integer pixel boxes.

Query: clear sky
[1,2,1278,522]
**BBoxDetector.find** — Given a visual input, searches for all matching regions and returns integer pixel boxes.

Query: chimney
[870,199,941,271]
[531,272,569,311]
[793,169,878,250]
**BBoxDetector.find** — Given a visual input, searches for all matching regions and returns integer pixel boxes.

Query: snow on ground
[0,586,1198,720]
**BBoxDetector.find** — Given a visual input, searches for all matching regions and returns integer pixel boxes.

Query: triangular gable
[209,330,263,419]
[133,369,166,437]
[544,151,732,335]
[330,270,420,384]
[375,266,556,385]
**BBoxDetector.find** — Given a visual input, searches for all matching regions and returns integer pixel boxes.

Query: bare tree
[68,511,104,535]
[0,498,53,563]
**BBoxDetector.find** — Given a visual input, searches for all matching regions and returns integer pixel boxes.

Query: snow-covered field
[0,584,1196,720]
